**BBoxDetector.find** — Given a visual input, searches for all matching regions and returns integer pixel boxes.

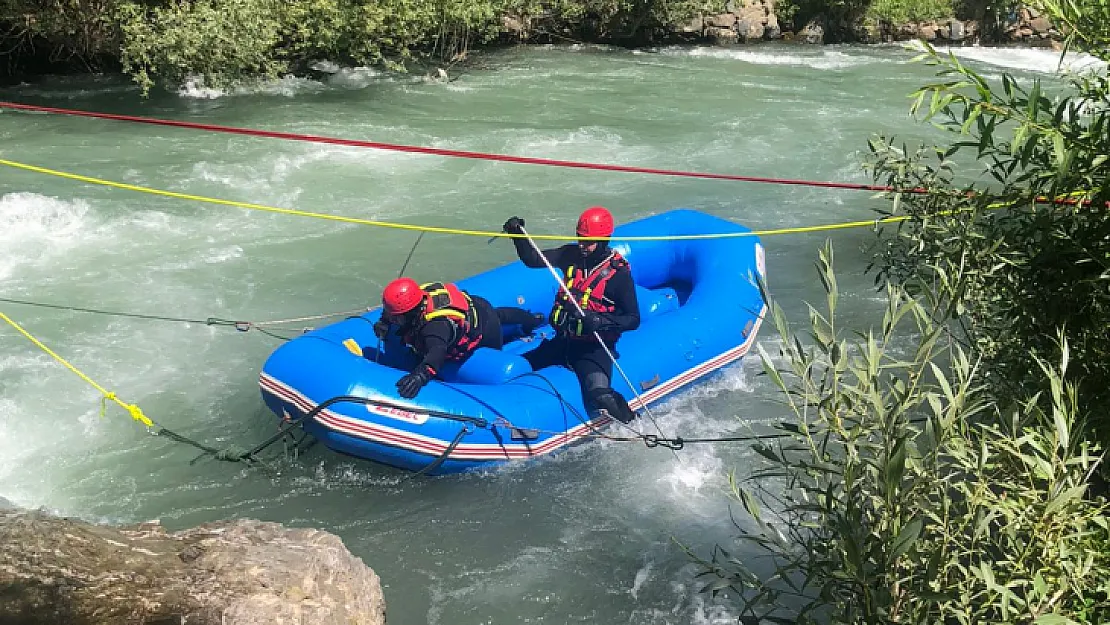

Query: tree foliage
[868,0,1109,447]
[1,0,718,92]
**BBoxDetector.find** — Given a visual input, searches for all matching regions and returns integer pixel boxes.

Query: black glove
[396,365,434,399]
[580,311,606,334]
[503,216,525,234]
[373,319,390,340]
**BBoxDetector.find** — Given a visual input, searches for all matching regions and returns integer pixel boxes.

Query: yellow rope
[0,158,918,240]
[2,157,1085,245]
[0,311,154,427]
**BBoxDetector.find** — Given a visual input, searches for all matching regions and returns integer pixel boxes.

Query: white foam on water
[505,125,628,157]
[247,75,328,97]
[189,141,440,200]
[0,193,94,280]
[0,346,120,511]
[178,75,328,99]
[552,42,621,53]
[630,561,655,599]
[189,160,305,207]
[623,557,747,624]
[468,126,664,197]
[203,245,245,265]
[326,66,386,90]
[442,82,475,93]
[176,64,403,98]
[905,41,1106,74]
[596,359,769,522]
[177,76,228,99]
[660,45,883,70]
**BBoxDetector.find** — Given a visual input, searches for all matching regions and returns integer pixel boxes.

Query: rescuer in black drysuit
[501,207,640,424]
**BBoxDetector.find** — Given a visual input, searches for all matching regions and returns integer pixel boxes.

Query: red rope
[0,101,906,192]
[0,101,1101,208]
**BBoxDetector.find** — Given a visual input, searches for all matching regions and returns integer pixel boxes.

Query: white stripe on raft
[259,309,764,462]
[259,374,610,459]
[629,313,764,409]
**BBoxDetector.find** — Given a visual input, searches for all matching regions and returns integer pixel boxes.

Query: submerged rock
[0,509,386,625]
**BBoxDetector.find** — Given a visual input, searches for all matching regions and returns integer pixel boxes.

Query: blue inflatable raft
[259,209,767,475]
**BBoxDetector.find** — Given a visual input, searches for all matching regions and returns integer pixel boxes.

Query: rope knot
[642,434,684,451]
[125,403,155,428]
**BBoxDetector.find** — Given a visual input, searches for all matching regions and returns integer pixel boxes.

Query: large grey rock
[919,21,938,41]
[895,22,918,41]
[501,15,528,37]
[708,26,739,45]
[1029,15,1053,33]
[705,12,737,28]
[738,18,766,41]
[0,510,386,625]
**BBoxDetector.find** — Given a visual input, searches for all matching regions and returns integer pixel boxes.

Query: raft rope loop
[229,394,488,471]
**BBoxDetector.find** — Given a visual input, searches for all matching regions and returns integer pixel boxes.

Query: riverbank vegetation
[695,0,1110,622]
[0,0,725,92]
[1,0,1056,93]
[774,0,960,34]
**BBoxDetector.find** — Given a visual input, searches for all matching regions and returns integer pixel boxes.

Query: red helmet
[576,206,615,238]
[382,277,425,315]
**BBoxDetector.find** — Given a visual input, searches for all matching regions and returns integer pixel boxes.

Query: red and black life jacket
[404,282,483,361]
[549,251,628,341]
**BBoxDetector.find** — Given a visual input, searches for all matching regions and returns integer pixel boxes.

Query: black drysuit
[510,239,641,423]
[392,295,542,398]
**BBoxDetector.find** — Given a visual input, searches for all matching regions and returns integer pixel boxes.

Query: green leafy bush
[2,0,715,91]
[867,1,1110,448]
[692,1,1110,622]
[866,0,954,24]
[691,244,1110,624]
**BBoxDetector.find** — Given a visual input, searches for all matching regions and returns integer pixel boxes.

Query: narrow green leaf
[890,516,923,561]
[1044,484,1088,517]
[758,345,788,393]
[738,486,762,523]
[1053,406,1070,452]
[885,437,908,493]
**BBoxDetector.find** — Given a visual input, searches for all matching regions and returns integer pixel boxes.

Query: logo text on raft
[367,403,429,424]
